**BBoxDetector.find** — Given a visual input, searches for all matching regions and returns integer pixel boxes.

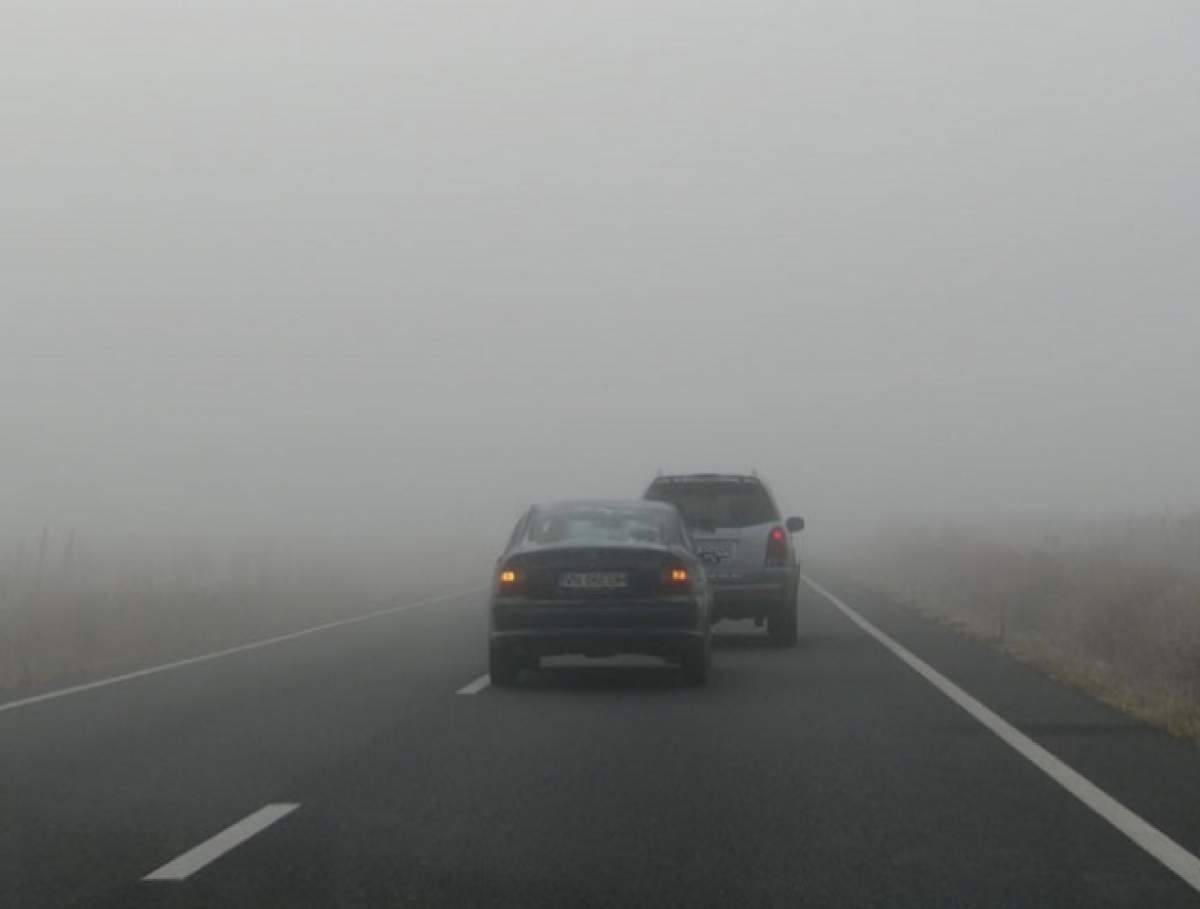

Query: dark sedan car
[489,500,713,686]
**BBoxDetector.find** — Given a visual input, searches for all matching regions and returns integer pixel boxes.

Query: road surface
[3,576,1200,907]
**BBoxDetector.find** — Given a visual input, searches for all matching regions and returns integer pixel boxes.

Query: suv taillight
[765,527,788,566]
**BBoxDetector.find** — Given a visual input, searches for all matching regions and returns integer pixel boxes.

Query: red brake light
[670,568,689,583]
[500,570,517,584]
[765,526,788,564]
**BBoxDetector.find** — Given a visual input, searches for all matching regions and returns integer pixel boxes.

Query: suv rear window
[645,480,779,529]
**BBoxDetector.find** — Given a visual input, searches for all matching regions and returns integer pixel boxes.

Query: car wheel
[768,586,799,646]
[489,646,519,686]
[681,638,710,686]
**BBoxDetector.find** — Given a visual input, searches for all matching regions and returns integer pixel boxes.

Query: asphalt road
[4,576,1200,908]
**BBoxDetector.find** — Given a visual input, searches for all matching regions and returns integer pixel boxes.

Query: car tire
[681,637,710,686]
[768,584,799,646]
[489,646,519,686]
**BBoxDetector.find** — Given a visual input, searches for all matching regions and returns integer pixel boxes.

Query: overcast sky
[4,0,1199,557]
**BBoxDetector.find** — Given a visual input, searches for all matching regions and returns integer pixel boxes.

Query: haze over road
[5,578,1199,908]
[5,2,1200,906]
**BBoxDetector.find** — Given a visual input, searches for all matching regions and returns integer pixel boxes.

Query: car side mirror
[785,516,806,533]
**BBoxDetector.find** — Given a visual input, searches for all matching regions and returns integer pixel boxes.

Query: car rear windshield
[646,480,779,529]
[527,507,674,546]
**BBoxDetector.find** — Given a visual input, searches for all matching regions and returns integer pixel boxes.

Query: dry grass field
[0,529,487,692]
[831,519,1200,740]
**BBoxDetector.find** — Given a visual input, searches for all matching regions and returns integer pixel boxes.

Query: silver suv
[643,473,805,644]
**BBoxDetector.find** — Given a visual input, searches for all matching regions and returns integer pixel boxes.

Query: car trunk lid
[511,546,676,599]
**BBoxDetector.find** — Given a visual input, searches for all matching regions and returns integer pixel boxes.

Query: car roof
[649,473,763,484]
[531,498,680,515]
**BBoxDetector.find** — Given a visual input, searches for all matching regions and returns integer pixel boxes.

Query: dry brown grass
[1,577,363,690]
[0,531,489,693]
[838,525,1200,741]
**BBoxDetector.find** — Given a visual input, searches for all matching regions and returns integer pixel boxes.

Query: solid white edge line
[0,586,489,715]
[143,803,300,881]
[802,575,1200,894]
[457,674,491,695]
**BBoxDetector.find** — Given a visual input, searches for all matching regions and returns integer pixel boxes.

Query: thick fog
[5,0,1199,572]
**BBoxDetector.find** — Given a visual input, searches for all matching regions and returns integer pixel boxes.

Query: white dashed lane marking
[457,674,491,695]
[143,804,300,881]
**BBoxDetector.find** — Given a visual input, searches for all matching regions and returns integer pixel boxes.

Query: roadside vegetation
[0,528,482,692]
[836,515,1200,741]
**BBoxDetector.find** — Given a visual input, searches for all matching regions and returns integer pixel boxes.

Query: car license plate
[558,572,628,590]
[696,541,735,563]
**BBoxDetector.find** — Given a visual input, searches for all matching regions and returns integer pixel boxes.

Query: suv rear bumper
[711,574,795,620]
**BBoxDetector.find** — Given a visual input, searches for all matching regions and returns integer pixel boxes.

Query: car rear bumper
[490,596,706,658]
[710,574,795,618]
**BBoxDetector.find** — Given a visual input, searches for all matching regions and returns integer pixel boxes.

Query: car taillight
[765,527,788,565]
[661,562,693,593]
[497,566,523,593]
